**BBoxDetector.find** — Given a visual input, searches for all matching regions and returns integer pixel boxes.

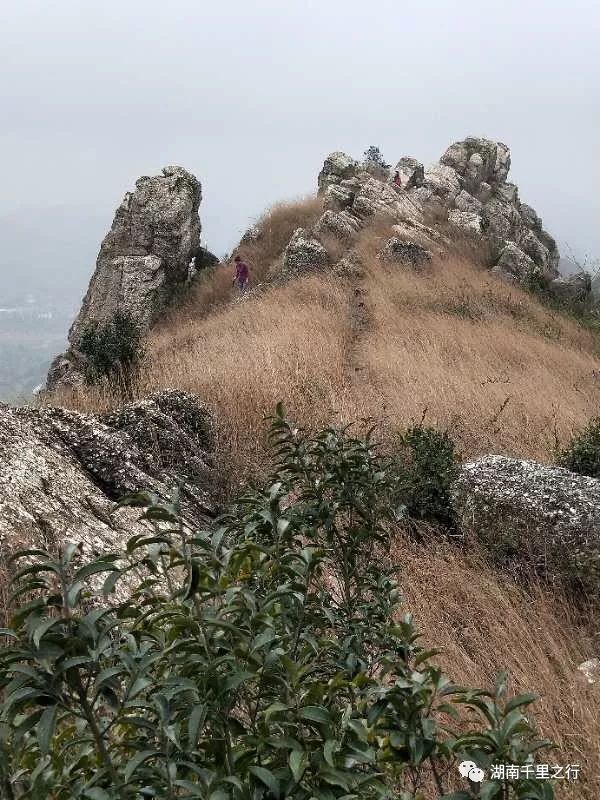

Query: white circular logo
[458,760,485,783]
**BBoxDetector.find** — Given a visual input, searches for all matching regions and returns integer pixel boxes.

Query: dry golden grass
[48,202,600,792]
[396,532,600,797]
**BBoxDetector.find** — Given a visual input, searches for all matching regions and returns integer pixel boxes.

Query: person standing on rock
[233,255,250,294]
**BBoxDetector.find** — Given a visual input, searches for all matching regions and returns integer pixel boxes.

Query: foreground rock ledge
[0,390,215,563]
[452,455,600,593]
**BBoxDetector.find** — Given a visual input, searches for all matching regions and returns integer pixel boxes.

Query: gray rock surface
[549,272,592,306]
[317,152,358,194]
[378,237,432,267]
[0,390,215,568]
[314,210,361,242]
[47,166,202,390]
[452,455,600,594]
[282,228,330,274]
[392,157,424,189]
[492,242,537,282]
[313,137,564,294]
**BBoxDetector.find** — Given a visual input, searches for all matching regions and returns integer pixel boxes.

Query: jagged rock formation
[47,166,202,390]
[315,137,564,289]
[0,390,215,564]
[452,455,600,594]
[283,228,330,275]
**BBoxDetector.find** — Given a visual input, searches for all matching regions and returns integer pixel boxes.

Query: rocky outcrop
[378,237,432,267]
[47,166,202,390]
[311,137,564,292]
[550,272,592,306]
[0,390,215,565]
[452,455,600,594]
[282,228,330,274]
[317,152,358,194]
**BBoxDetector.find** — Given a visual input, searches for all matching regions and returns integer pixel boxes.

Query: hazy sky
[2,0,599,303]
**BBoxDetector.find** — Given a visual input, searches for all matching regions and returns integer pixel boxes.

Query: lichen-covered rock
[378,237,432,267]
[452,455,600,594]
[314,210,361,242]
[47,166,202,390]
[492,242,537,282]
[282,228,330,274]
[392,157,424,189]
[448,210,483,235]
[317,152,358,194]
[550,272,592,306]
[0,390,215,566]
[323,184,356,212]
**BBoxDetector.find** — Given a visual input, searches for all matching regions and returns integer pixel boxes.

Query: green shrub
[362,146,390,170]
[558,417,600,478]
[0,408,553,799]
[78,311,144,384]
[395,425,460,527]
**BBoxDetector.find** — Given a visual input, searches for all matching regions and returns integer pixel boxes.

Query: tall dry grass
[397,532,600,797]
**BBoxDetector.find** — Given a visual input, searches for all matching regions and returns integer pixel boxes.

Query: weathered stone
[314,210,361,243]
[519,203,542,231]
[452,455,600,594]
[317,152,358,194]
[392,157,424,189]
[454,190,483,214]
[378,237,432,267]
[323,184,355,212]
[578,659,600,685]
[422,163,461,202]
[47,166,202,390]
[448,210,483,235]
[0,390,215,566]
[282,228,330,274]
[492,243,537,282]
[550,272,592,305]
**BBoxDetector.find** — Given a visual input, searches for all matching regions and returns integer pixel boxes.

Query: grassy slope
[52,197,600,794]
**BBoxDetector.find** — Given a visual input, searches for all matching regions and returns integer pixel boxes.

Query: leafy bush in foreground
[558,417,600,479]
[0,409,553,799]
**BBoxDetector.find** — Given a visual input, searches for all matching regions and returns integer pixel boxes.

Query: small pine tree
[363,144,390,170]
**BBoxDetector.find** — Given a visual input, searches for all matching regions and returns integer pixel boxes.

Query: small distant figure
[233,255,250,294]
[393,170,402,188]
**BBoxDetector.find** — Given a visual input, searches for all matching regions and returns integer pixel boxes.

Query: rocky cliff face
[0,391,215,568]
[313,137,563,287]
[47,166,202,390]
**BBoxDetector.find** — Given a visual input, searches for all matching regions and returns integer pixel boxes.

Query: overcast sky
[2,0,599,304]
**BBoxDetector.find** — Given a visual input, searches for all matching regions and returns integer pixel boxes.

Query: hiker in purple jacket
[232,255,250,293]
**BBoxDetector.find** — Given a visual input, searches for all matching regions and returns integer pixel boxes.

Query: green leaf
[300,705,332,725]
[124,749,159,782]
[32,617,63,648]
[248,765,279,796]
[188,704,207,747]
[289,749,308,782]
[324,739,338,767]
[503,692,538,714]
[36,706,58,756]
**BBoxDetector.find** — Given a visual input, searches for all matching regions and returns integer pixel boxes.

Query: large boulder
[314,210,361,243]
[0,390,215,566]
[282,228,330,274]
[550,272,592,306]
[491,242,537,282]
[452,455,600,594]
[392,157,424,189]
[317,152,358,194]
[378,237,432,267]
[47,166,202,390]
